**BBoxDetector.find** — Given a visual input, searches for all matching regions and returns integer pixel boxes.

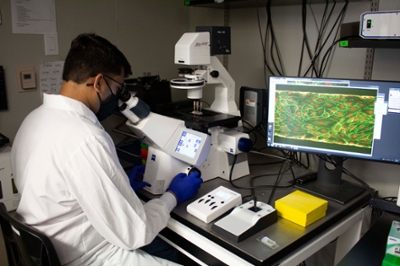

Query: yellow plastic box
[275,190,328,227]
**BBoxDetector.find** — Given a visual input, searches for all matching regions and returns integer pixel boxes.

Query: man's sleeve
[63,136,171,250]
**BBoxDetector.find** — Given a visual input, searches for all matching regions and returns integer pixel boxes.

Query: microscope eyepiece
[117,87,131,102]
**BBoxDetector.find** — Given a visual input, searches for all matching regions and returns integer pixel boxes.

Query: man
[11,33,202,265]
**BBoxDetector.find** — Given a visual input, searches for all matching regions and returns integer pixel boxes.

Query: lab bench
[135,152,372,266]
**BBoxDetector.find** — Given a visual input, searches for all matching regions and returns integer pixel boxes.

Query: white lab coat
[11,94,179,266]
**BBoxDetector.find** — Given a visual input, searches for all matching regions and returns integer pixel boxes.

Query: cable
[242,120,261,150]
[257,0,349,79]
[266,0,286,76]
[342,167,375,198]
[298,0,320,76]
[267,157,286,204]
[311,0,334,75]
[280,150,310,170]
[242,120,270,152]
[314,1,335,57]
[315,1,347,77]
[229,154,296,193]
[316,33,359,77]
[200,100,210,107]
[256,0,277,79]
[301,0,319,77]
[256,0,286,81]
[301,1,349,78]
[302,33,355,78]
[319,1,349,77]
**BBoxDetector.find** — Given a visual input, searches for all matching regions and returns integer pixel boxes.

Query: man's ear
[93,74,103,91]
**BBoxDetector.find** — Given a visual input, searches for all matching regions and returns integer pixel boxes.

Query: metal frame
[161,207,367,266]
[363,0,380,80]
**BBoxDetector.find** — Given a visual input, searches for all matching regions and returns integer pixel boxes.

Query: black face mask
[96,94,119,121]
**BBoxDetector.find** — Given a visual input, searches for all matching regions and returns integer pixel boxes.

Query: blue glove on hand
[167,171,203,204]
[128,165,147,191]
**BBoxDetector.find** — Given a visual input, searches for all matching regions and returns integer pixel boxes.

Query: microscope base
[143,146,192,195]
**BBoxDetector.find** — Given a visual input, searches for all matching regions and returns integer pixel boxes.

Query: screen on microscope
[174,131,203,159]
[267,76,400,203]
[165,127,210,167]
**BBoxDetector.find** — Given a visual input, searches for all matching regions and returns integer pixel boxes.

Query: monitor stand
[295,156,365,204]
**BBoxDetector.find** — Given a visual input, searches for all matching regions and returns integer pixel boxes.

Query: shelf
[339,37,400,49]
[184,0,369,8]
[339,22,400,49]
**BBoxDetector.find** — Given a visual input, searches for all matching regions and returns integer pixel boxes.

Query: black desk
[140,153,372,266]
[338,211,400,266]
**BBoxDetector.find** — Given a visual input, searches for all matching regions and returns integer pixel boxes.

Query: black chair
[0,202,61,266]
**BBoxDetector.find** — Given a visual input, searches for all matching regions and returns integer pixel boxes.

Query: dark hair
[62,33,132,83]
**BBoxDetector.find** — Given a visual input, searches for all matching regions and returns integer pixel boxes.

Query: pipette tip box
[382,220,400,266]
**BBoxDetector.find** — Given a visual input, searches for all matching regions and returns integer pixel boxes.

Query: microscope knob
[210,70,219,78]
[238,138,253,153]
[187,167,202,178]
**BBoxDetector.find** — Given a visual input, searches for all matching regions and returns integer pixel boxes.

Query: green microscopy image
[273,85,377,155]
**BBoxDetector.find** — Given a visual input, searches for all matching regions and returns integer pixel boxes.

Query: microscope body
[119,91,211,195]
[119,27,251,195]
[171,28,251,182]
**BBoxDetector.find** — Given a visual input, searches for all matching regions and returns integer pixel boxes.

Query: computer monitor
[267,76,400,204]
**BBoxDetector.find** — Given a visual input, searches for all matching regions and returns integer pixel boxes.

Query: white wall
[0,0,194,143]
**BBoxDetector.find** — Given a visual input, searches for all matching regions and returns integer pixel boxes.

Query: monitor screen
[267,76,400,203]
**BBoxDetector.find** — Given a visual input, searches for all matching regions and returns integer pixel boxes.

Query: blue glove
[128,165,147,191]
[167,171,203,204]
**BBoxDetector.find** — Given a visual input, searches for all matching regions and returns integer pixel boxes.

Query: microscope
[118,26,251,195]
[170,26,251,182]
[118,88,211,194]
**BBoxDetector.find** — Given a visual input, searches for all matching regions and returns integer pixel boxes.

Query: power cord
[301,2,350,77]
[229,153,296,204]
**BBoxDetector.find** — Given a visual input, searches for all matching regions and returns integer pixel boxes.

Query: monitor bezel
[266,75,400,166]
[266,75,400,203]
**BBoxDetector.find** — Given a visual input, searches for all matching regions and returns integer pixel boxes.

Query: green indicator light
[339,40,349,47]
[367,19,372,29]
[184,0,191,6]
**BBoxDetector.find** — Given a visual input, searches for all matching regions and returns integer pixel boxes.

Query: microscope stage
[156,101,241,133]
[180,109,240,132]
